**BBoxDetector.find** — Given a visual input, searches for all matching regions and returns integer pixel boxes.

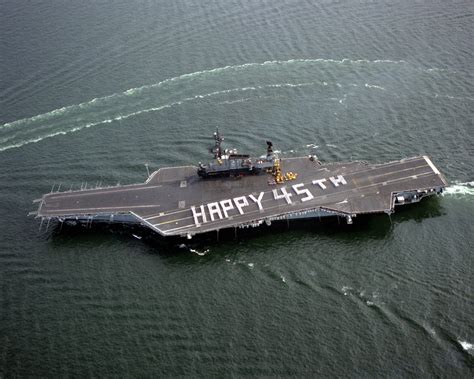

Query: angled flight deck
[34,155,447,238]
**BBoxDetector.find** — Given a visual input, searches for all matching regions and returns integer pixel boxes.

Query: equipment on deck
[31,129,448,239]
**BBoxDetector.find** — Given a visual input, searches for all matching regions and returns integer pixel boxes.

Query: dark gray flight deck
[34,155,448,238]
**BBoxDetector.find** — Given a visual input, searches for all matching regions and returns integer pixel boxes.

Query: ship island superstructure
[197,128,275,178]
[31,130,448,239]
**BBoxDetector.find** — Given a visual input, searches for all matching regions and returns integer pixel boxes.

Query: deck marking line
[47,185,163,200]
[423,156,440,175]
[43,204,161,214]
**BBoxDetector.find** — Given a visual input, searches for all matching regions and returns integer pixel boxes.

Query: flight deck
[33,155,448,238]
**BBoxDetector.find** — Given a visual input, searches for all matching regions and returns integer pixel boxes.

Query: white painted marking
[219,199,234,218]
[329,175,347,187]
[292,183,314,202]
[130,212,163,235]
[191,205,207,226]
[233,196,249,215]
[48,184,163,200]
[207,202,223,221]
[423,156,440,175]
[312,178,327,189]
[273,187,292,204]
[45,204,161,213]
[249,192,265,211]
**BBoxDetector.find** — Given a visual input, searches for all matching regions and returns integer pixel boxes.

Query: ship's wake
[443,182,474,197]
[0,58,467,153]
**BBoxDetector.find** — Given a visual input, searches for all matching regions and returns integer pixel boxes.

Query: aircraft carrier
[31,130,448,239]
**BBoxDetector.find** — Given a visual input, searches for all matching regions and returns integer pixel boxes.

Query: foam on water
[458,340,473,352]
[424,323,436,337]
[217,98,251,105]
[1,58,407,129]
[342,286,353,295]
[0,58,462,152]
[365,83,385,90]
[0,58,458,153]
[190,248,209,256]
[422,92,474,102]
[443,182,474,197]
[0,82,312,152]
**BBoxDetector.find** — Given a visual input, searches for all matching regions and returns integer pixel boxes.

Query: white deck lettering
[207,202,223,221]
[219,199,234,218]
[329,175,347,187]
[273,187,292,204]
[312,178,327,189]
[292,183,314,202]
[249,192,265,211]
[192,174,348,227]
[191,205,207,227]
[233,196,249,215]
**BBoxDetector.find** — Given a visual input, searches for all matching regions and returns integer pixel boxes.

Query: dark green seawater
[1,0,473,376]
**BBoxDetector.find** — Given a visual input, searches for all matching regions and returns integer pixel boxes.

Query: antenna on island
[212,127,224,159]
[266,141,273,158]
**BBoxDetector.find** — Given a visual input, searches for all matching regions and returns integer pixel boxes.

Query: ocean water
[0,0,473,376]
